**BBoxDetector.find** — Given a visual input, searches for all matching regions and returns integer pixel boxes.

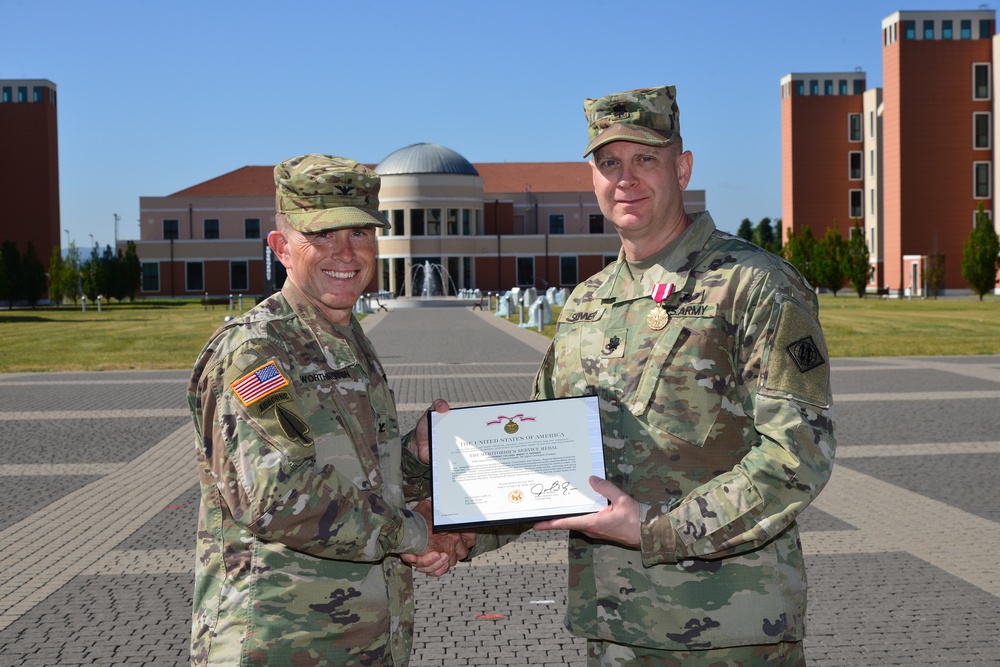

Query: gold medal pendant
[647,305,669,330]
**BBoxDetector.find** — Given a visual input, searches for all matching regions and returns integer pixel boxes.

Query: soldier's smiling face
[591,141,693,257]
[268,223,377,326]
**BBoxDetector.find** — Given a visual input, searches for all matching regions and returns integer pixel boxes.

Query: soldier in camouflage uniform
[532,87,836,666]
[188,154,468,666]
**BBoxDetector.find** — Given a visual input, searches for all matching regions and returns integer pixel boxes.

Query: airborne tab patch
[231,360,290,407]
[786,336,825,373]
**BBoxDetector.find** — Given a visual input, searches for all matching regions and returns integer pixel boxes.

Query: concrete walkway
[0,306,997,665]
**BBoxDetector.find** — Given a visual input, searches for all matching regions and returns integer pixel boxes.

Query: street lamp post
[64,229,69,249]
[113,213,120,248]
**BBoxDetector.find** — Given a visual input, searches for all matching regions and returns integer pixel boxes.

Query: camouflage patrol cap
[274,154,390,232]
[582,86,680,158]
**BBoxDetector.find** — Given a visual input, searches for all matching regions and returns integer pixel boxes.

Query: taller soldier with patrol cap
[188,154,468,666]
[531,87,836,665]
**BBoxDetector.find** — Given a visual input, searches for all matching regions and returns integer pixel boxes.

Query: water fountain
[383,260,472,309]
[410,260,456,298]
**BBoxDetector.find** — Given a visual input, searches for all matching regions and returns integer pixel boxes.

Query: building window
[824,80,833,95]
[1,87,10,103]
[559,256,578,286]
[809,80,819,95]
[849,190,863,219]
[50,90,56,105]
[974,112,991,149]
[974,162,991,198]
[961,20,972,39]
[974,64,991,100]
[973,209,992,227]
[461,209,471,235]
[943,20,953,39]
[980,19,992,39]
[163,219,179,240]
[870,189,875,214]
[870,149,875,175]
[32,87,43,102]
[849,152,863,180]
[589,214,604,233]
[903,20,915,39]
[244,218,260,239]
[17,86,27,102]
[549,214,565,234]
[869,111,874,136]
[390,210,403,236]
[853,80,863,95]
[410,209,425,235]
[141,263,159,292]
[426,209,441,235]
[447,209,459,235]
[848,114,862,142]
[870,227,875,253]
[516,257,534,286]
[230,261,249,291]
[186,262,204,292]
[794,80,804,96]
[204,219,220,239]
[923,20,935,40]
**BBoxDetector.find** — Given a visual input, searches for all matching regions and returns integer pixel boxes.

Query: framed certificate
[428,396,606,530]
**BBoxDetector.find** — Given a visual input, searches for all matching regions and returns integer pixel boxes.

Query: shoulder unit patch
[786,336,825,373]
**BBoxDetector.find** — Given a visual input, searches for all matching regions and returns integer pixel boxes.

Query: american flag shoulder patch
[230,360,290,407]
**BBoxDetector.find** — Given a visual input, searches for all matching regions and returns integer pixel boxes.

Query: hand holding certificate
[428,396,606,530]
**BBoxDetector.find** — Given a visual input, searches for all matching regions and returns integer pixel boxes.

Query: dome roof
[375,143,479,176]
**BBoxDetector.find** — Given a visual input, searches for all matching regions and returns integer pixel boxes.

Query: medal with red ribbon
[646,283,674,330]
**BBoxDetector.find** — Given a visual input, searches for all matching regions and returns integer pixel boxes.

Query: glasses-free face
[268,226,378,326]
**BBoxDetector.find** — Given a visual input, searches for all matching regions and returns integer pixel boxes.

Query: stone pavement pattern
[0,307,998,665]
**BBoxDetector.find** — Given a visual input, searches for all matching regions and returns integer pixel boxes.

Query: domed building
[373,144,485,298]
[132,144,706,299]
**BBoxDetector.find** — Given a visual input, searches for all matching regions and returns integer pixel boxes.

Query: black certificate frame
[427,395,607,531]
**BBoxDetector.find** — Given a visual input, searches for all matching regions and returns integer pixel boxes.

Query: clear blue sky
[1,0,985,250]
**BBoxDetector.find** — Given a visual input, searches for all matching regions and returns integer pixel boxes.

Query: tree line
[738,210,999,299]
[0,240,141,308]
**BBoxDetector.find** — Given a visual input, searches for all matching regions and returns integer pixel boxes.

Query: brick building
[781,9,1000,296]
[0,79,60,268]
[132,143,706,299]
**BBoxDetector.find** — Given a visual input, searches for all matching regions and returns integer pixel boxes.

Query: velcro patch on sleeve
[230,360,290,407]
[764,300,831,407]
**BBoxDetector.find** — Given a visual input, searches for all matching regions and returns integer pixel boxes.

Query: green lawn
[0,295,997,373]
[0,300,247,373]
[501,294,1000,358]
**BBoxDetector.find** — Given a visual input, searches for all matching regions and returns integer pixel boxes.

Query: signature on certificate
[530,480,576,499]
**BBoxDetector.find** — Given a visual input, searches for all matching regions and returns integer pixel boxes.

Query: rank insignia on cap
[786,336,825,373]
[231,360,290,407]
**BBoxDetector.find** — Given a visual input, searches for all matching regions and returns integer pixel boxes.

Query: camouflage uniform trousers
[587,639,805,667]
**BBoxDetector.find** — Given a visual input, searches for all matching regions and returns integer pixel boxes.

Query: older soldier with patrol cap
[532,87,836,665]
[189,154,467,666]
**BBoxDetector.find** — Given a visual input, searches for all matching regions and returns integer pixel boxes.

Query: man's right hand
[402,499,471,577]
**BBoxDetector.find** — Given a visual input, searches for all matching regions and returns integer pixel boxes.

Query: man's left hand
[533,476,641,548]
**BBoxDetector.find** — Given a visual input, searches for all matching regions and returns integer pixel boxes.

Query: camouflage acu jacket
[533,212,836,651]
[188,282,431,666]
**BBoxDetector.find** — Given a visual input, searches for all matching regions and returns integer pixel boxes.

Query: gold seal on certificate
[428,396,607,530]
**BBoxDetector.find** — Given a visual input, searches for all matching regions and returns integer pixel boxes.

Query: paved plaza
[1,306,998,666]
